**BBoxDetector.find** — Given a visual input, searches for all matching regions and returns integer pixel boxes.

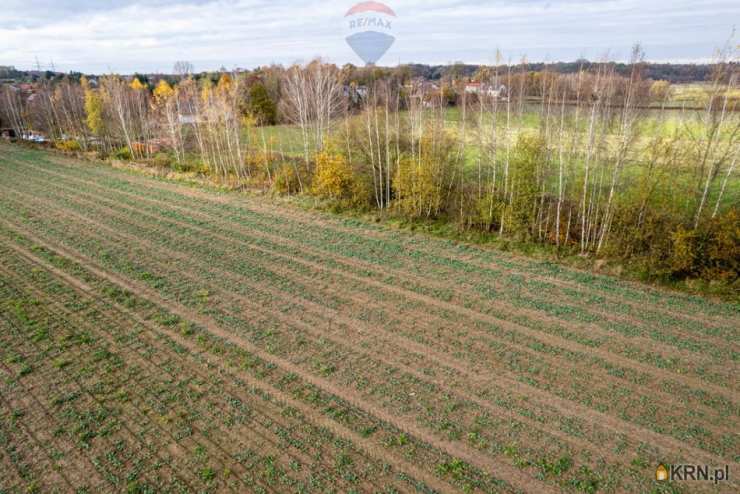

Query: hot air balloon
[344,2,396,65]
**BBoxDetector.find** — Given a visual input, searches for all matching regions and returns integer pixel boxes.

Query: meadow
[0,143,738,493]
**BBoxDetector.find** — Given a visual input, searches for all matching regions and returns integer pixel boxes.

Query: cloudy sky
[1,0,737,73]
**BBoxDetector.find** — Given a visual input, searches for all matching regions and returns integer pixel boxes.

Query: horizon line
[3,56,722,76]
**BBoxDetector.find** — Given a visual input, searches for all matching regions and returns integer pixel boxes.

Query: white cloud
[0,0,737,73]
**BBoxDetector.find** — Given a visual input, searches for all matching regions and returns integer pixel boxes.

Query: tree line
[1,51,738,293]
[3,59,730,85]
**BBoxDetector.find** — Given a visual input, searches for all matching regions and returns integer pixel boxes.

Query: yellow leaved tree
[83,78,104,137]
[216,73,233,95]
[312,151,354,201]
[130,77,147,91]
[153,79,174,103]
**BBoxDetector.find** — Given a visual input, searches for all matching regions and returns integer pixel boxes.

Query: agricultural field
[0,143,738,493]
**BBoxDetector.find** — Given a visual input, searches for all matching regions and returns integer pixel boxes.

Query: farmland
[0,143,738,493]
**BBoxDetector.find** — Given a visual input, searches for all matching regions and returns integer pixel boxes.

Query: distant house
[404,79,444,107]
[7,83,39,105]
[405,78,440,93]
[464,82,508,99]
[343,84,369,104]
[464,82,481,94]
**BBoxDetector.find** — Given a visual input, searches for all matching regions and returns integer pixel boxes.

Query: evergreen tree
[249,82,277,125]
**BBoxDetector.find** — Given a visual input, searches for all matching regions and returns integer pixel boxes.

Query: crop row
[0,212,533,492]
[0,245,413,493]
[0,230,512,492]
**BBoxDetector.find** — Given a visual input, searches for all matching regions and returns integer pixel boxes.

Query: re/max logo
[661,464,730,484]
[348,17,392,30]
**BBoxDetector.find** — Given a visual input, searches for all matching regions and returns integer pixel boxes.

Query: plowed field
[1,144,737,493]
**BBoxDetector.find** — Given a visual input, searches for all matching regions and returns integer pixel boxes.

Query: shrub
[150,152,172,169]
[393,133,457,219]
[610,205,739,287]
[245,151,277,186]
[173,156,205,174]
[249,83,277,126]
[55,139,81,152]
[670,226,697,276]
[471,192,505,232]
[702,208,739,281]
[273,162,306,195]
[670,209,739,282]
[312,152,354,201]
[394,156,446,218]
[347,171,374,210]
[506,133,546,240]
[649,80,672,102]
[113,146,133,161]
